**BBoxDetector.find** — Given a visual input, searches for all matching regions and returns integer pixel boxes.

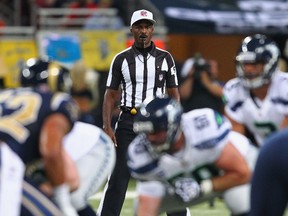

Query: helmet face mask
[236,34,280,89]
[146,130,170,153]
[133,97,183,154]
[20,57,72,93]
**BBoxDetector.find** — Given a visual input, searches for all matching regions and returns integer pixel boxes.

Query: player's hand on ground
[173,177,201,203]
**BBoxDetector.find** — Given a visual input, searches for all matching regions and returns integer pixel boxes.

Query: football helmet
[133,97,183,153]
[20,57,72,93]
[235,34,280,89]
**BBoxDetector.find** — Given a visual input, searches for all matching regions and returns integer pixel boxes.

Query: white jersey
[64,121,103,161]
[0,143,24,216]
[127,108,231,183]
[223,71,288,146]
[63,122,116,210]
[127,108,258,215]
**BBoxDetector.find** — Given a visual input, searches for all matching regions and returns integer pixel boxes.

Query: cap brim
[131,18,156,27]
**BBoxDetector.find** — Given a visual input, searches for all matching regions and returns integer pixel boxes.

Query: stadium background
[1,1,288,215]
[1,0,288,88]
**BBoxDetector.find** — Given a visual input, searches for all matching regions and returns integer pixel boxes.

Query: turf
[89,179,230,216]
[89,179,288,216]
[89,198,230,216]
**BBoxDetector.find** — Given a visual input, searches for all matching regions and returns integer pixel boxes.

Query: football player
[223,34,288,147]
[27,121,116,216]
[17,57,116,216]
[63,121,116,216]
[250,128,288,216]
[0,57,79,216]
[127,97,258,216]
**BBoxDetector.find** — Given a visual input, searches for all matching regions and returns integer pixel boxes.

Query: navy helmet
[133,96,183,153]
[20,57,72,93]
[235,34,280,89]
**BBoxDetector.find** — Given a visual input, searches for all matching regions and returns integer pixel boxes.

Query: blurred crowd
[0,0,161,27]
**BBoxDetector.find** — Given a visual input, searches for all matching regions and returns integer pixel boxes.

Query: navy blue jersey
[0,87,79,164]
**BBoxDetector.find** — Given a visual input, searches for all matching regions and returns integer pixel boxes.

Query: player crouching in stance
[63,121,116,216]
[0,56,80,216]
[20,57,116,216]
[26,121,116,216]
[127,97,258,216]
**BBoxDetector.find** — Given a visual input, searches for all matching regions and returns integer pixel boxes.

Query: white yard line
[89,191,137,200]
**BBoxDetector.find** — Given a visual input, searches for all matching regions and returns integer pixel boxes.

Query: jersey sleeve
[181,108,232,165]
[106,53,124,90]
[272,71,288,115]
[183,108,231,149]
[50,92,79,127]
[165,52,179,88]
[223,78,245,123]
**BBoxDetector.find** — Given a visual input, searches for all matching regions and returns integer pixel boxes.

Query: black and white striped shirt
[106,42,178,108]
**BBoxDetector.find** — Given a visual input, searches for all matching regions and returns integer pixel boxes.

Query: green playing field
[89,197,230,216]
[89,179,288,216]
[88,179,230,216]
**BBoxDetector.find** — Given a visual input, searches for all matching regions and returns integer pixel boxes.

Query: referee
[97,9,188,216]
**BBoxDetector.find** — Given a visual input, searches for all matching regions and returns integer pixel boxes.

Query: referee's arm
[102,88,119,146]
[167,87,180,102]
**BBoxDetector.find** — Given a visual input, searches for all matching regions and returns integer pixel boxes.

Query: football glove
[173,177,201,203]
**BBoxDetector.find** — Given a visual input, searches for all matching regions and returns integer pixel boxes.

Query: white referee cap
[130,9,156,27]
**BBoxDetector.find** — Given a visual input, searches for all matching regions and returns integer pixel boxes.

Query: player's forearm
[211,170,251,192]
[40,114,70,186]
[212,142,251,192]
[42,150,79,190]
[63,150,79,191]
[43,150,66,186]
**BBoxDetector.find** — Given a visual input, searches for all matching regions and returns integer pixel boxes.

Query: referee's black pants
[99,112,188,216]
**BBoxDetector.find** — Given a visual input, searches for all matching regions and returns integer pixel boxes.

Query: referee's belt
[120,106,138,115]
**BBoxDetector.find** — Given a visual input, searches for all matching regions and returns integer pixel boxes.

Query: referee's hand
[104,127,117,147]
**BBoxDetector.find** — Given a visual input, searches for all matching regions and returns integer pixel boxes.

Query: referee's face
[131,20,154,48]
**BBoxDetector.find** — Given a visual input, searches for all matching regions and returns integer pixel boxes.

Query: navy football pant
[250,129,288,216]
